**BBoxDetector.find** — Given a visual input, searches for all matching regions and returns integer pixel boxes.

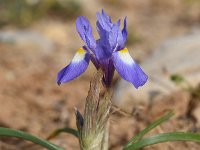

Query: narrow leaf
[124,132,200,150]
[125,111,174,147]
[0,127,63,150]
[47,127,79,140]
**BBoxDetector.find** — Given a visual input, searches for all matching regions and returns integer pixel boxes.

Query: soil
[0,0,200,149]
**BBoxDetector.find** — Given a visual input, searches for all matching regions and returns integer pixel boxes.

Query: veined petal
[112,48,148,88]
[57,48,90,85]
[76,16,96,50]
[96,10,125,52]
[95,40,112,61]
[96,10,112,32]
[102,9,112,24]
[108,23,119,50]
[102,59,115,87]
[109,20,124,50]
[122,17,128,44]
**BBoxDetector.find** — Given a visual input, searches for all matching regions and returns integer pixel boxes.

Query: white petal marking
[72,48,87,63]
[118,48,134,65]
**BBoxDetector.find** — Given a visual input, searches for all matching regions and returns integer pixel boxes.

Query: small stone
[192,102,200,126]
[0,30,54,53]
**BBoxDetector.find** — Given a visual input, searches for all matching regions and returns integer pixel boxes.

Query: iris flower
[57,10,148,88]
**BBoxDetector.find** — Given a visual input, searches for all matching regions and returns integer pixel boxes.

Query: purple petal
[108,21,125,51]
[96,10,125,51]
[102,9,111,22]
[96,21,110,49]
[57,48,90,85]
[108,23,119,50]
[102,59,115,87]
[90,53,100,69]
[112,48,148,88]
[95,40,112,61]
[122,17,128,44]
[101,9,113,28]
[76,16,96,50]
[96,10,113,32]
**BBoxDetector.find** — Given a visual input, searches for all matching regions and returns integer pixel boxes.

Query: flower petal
[102,9,112,24]
[102,59,115,87]
[112,48,148,88]
[95,40,112,61]
[108,20,124,50]
[108,23,119,50]
[57,48,90,85]
[76,16,96,50]
[96,11,111,50]
[96,10,113,32]
[96,10,125,51]
[122,17,128,44]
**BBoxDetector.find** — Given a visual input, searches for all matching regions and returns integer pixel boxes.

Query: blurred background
[0,0,200,149]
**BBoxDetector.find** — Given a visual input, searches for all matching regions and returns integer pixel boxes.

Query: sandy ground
[0,0,200,149]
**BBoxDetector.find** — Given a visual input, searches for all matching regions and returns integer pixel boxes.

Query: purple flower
[57,10,148,88]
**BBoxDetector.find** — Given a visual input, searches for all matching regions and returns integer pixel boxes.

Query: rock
[150,91,190,119]
[113,31,200,106]
[192,103,200,126]
[0,30,54,53]
[34,21,70,47]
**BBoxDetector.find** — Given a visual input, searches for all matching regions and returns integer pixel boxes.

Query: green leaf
[170,74,185,84]
[0,127,63,150]
[47,127,79,140]
[125,111,174,147]
[123,132,200,150]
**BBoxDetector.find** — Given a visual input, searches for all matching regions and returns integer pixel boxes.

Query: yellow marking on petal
[77,48,86,54]
[72,48,86,63]
[118,47,134,65]
[119,47,128,53]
